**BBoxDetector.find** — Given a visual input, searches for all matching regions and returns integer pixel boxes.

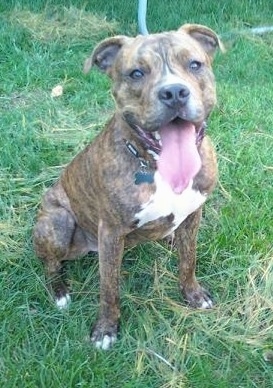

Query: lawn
[1,0,273,386]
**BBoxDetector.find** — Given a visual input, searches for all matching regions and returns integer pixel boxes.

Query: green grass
[1,0,273,386]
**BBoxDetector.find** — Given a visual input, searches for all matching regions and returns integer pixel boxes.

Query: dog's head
[85,24,223,130]
[84,24,223,193]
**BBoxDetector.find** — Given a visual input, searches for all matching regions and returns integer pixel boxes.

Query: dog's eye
[189,60,202,71]
[129,69,145,80]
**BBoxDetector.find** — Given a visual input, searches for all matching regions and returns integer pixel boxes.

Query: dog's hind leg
[33,184,93,309]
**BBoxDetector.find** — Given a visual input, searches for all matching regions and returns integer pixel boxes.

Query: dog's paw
[93,333,117,350]
[55,293,71,309]
[91,319,118,350]
[182,285,213,309]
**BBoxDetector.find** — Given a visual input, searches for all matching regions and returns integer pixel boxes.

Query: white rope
[250,26,273,35]
[138,0,149,35]
[137,0,273,38]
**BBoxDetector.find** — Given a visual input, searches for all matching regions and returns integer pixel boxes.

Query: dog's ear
[179,24,225,57]
[83,36,131,75]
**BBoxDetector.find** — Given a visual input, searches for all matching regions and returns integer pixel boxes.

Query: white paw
[55,294,71,309]
[201,298,213,309]
[94,334,117,350]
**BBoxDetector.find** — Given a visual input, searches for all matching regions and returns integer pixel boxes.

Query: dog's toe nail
[55,294,71,309]
[201,299,213,309]
[94,334,117,350]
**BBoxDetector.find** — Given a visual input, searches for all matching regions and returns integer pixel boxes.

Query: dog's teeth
[147,149,159,160]
[154,131,161,140]
[56,294,71,309]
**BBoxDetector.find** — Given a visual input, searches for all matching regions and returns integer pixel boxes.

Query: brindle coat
[33,24,222,349]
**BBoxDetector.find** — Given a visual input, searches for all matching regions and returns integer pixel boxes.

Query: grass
[1,0,273,386]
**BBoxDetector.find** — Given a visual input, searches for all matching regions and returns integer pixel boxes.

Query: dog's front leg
[175,208,213,309]
[91,219,124,350]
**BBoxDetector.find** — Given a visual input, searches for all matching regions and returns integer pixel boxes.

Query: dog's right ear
[83,36,130,75]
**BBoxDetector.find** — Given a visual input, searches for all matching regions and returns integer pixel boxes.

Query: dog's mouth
[134,118,206,194]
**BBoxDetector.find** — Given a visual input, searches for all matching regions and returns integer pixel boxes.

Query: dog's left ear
[84,36,131,75]
[179,24,225,57]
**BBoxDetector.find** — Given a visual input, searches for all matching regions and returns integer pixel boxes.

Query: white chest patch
[135,172,207,235]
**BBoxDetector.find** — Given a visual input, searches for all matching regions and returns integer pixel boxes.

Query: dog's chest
[135,172,207,235]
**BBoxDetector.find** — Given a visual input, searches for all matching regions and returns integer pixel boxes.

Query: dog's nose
[158,84,190,107]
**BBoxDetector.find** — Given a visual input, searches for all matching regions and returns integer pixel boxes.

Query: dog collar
[124,140,154,185]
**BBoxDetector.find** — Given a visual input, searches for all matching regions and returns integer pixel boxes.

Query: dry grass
[8,6,117,42]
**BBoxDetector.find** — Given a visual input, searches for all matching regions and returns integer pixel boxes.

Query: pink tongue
[157,121,201,194]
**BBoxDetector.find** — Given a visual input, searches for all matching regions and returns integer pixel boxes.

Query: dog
[33,23,222,350]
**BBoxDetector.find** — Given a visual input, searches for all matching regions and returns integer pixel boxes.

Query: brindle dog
[33,24,223,349]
